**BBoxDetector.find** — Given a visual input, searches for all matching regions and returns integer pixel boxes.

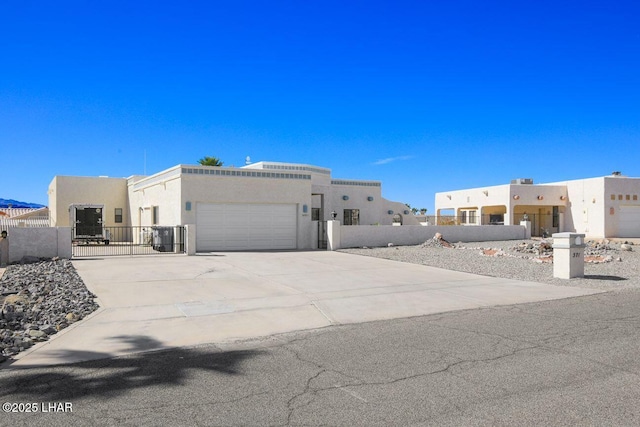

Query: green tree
[198,156,224,167]
[420,208,427,215]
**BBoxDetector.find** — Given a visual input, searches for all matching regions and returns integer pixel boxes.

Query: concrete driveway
[9,251,601,367]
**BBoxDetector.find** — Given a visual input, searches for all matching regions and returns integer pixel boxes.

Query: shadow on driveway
[1,335,264,401]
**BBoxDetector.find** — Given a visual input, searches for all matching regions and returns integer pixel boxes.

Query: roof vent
[612,171,622,176]
[511,178,534,185]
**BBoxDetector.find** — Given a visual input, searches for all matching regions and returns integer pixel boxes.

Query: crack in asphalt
[280,329,542,426]
[419,320,640,378]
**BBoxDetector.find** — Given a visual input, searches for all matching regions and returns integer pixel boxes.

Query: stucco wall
[560,178,605,237]
[327,183,383,225]
[3,227,72,263]
[179,170,314,250]
[49,176,129,227]
[128,171,182,227]
[338,225,529,249]
[603,177,640,237]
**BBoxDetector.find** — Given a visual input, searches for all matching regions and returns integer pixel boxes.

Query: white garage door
[618,206,640,237]
[196,203,297,251]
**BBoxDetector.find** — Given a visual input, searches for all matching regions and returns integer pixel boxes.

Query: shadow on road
[0,335,265,401]
[583,275,627,281]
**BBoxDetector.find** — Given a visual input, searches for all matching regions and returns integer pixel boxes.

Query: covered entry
[196,203,297,251]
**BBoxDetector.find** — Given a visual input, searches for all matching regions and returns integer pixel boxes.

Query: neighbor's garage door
[618,206,640,237]
[196,203,297,251]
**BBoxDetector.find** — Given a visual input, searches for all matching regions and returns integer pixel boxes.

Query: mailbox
[552,232,586,279]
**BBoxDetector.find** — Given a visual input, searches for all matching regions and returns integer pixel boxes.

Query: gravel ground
[0,259,99,362]
[340,238,640,291]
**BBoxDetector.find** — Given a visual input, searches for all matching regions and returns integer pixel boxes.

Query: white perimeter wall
[3,227,72,263]
[337,225,530,249]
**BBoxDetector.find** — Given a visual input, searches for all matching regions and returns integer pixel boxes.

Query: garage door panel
[618,206,640,237]
[197,203,297,251]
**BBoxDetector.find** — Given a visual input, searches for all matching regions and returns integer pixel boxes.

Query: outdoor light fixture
[483,190,488,196]
[513,195,520,200]
[537,195,544,200]
[446,195,452,200]
[403,210,409,215]
[331,211,337,220]
[560,195,567,200]
[342,195,349,200]
[367,196,374,201]
[388,210,394,215]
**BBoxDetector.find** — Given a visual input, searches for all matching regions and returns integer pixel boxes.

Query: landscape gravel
[0,259,99,363]
[341,238,640,291]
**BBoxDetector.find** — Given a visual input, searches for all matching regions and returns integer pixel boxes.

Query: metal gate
[72,226,186,257]
[317,221,327,249]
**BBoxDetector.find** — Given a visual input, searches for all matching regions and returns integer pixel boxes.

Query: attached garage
[196,203,297,251]
[617,206,640,237]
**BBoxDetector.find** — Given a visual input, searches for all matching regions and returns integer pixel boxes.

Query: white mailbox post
[552,232,586,279]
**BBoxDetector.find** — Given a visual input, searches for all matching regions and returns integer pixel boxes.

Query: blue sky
[2,1,639,213]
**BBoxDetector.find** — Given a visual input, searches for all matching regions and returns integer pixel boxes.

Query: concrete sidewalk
[7,251,602,368]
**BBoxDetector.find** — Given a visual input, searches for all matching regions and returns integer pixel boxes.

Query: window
[552,206,559,228]
[489,214,504,225]
[114,208,123,223]
[460,211,467,224]
[634,195,638,201]
[611,195,616,200]
[619,194,623,200]
[152,206,159,225]
[626,195,631,200]
[343,209,359,225]
[312,208,320,221]
[469,210,476,224]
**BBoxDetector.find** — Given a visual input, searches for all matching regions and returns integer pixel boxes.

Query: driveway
[8,251,601,367]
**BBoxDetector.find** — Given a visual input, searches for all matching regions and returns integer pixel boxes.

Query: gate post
[327,220,341,251]
[0,230,8,267]
[185,224,196,255]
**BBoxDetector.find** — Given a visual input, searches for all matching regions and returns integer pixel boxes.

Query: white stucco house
[48,161,418,251]
[435,172,640,238]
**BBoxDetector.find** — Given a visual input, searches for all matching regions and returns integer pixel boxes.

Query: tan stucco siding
[48,176,129,227]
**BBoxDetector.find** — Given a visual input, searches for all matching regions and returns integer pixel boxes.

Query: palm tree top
[198,156,224,167]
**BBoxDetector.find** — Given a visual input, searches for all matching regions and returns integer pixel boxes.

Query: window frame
[152,206,159,225]
[343,209,360,226]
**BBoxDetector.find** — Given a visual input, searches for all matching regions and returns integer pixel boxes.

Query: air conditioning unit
[511,178,534,185]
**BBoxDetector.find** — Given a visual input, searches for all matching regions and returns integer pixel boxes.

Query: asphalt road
[2,290,640,426]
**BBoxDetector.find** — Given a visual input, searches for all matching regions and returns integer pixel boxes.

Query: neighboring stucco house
[435,173,640,238]
[49,161,417,251]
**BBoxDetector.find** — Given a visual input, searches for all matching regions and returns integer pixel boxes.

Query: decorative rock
[0,259,99,361]
[387,243,394,247]
[28,329,47,339]
[621,244,633,251]
[40,325,57,335]
[4,294,28,305]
